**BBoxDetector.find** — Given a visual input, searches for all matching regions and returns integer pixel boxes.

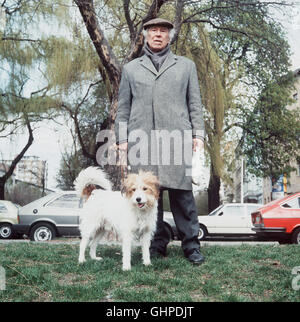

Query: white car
[0,200,19,239]
[163,203,263,240]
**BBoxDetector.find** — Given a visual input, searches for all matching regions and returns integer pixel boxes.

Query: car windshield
[208,205,223,216]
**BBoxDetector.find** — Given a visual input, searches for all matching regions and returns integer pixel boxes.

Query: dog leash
[118,147,128,184]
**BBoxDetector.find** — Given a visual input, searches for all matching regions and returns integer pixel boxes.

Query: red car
[252,192,300,244]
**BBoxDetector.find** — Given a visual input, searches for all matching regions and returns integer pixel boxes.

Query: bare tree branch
[1,37,40,42]
[123,0,136,42]
[0,113,34,183]
[183,17,261,45]
[171,0,185,44]
[60,79,102,163]
[74,0,122,94]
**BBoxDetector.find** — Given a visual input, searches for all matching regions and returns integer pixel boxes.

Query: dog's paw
[92,256,103,261]
[78,258,86,264]
[144,261,152,266]
[122,264,131,271]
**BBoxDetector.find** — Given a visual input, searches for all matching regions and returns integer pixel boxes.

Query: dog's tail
[74,167,112,200]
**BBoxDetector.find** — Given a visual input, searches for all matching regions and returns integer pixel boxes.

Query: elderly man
[115,18,205,264]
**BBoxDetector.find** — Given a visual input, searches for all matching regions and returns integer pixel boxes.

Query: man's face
[146,25,170,52]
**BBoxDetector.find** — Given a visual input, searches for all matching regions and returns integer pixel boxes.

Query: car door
[211,205,248,234]
[0,202,7,216]
[41,193,80,227]
[280,196,300,233]
[0,202,9,225]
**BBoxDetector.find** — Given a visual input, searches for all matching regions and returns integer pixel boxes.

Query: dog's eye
[131,188,136,192]
[143,187,148,191]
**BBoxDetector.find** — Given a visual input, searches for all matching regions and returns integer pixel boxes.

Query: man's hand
[193,138,204,152]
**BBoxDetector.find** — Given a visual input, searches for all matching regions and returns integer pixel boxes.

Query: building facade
[0,156,47,188]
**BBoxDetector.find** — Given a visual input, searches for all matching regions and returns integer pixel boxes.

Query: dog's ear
[153,181,160,200]
[121,174,133,197]
[122,173,138,193]
[142,172,160,200]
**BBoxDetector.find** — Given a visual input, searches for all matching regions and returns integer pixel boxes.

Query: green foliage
[178,24,226,179]
[242,73,300,178]
[208,1,291,85]
[56,148,93,190]
[43,35,99,94]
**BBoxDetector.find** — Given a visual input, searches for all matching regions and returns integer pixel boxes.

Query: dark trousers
[150,188,200,255]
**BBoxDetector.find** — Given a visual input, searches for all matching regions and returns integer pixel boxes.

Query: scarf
[143,43,171,71]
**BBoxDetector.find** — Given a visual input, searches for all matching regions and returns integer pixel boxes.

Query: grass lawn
[0,241,300,302]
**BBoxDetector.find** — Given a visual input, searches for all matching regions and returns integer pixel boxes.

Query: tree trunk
[207,166,221,213]
[0,116,34,200]
[104,95,123,189]
[74,0,121,93]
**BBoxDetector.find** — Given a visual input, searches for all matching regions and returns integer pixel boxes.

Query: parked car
[163,203,262,240]
[251,192,300,244]
[0,200,19,239]
[13,191,81,242]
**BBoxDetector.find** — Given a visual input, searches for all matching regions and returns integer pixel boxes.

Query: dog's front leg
[122,235,132,271]
[78,236,89,263]
[141,233,152,266]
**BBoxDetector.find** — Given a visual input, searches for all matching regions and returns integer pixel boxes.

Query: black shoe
[185,249,205,265]
[150,248,167,259]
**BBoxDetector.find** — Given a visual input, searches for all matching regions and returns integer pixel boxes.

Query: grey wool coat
[115,51,205,190]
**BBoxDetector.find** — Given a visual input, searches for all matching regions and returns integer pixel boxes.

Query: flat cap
[143,18,174,30]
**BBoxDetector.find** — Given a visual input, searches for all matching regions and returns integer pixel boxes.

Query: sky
[277,4,300,70]
[1,6,300,191]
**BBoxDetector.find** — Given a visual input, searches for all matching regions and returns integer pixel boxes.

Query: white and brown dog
[74,167,159,271]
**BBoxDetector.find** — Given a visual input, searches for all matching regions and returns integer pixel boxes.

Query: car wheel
[30,223,56,242]
[198,224,207,240]
[292,227,300,244]
[0,223,13,239]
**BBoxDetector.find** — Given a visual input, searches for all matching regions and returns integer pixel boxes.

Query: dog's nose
[136,197,141,203]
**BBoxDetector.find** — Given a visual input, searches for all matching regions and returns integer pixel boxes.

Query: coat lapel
[139,52,178,78]
[139,55,158,76]
[156,52,177,79]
